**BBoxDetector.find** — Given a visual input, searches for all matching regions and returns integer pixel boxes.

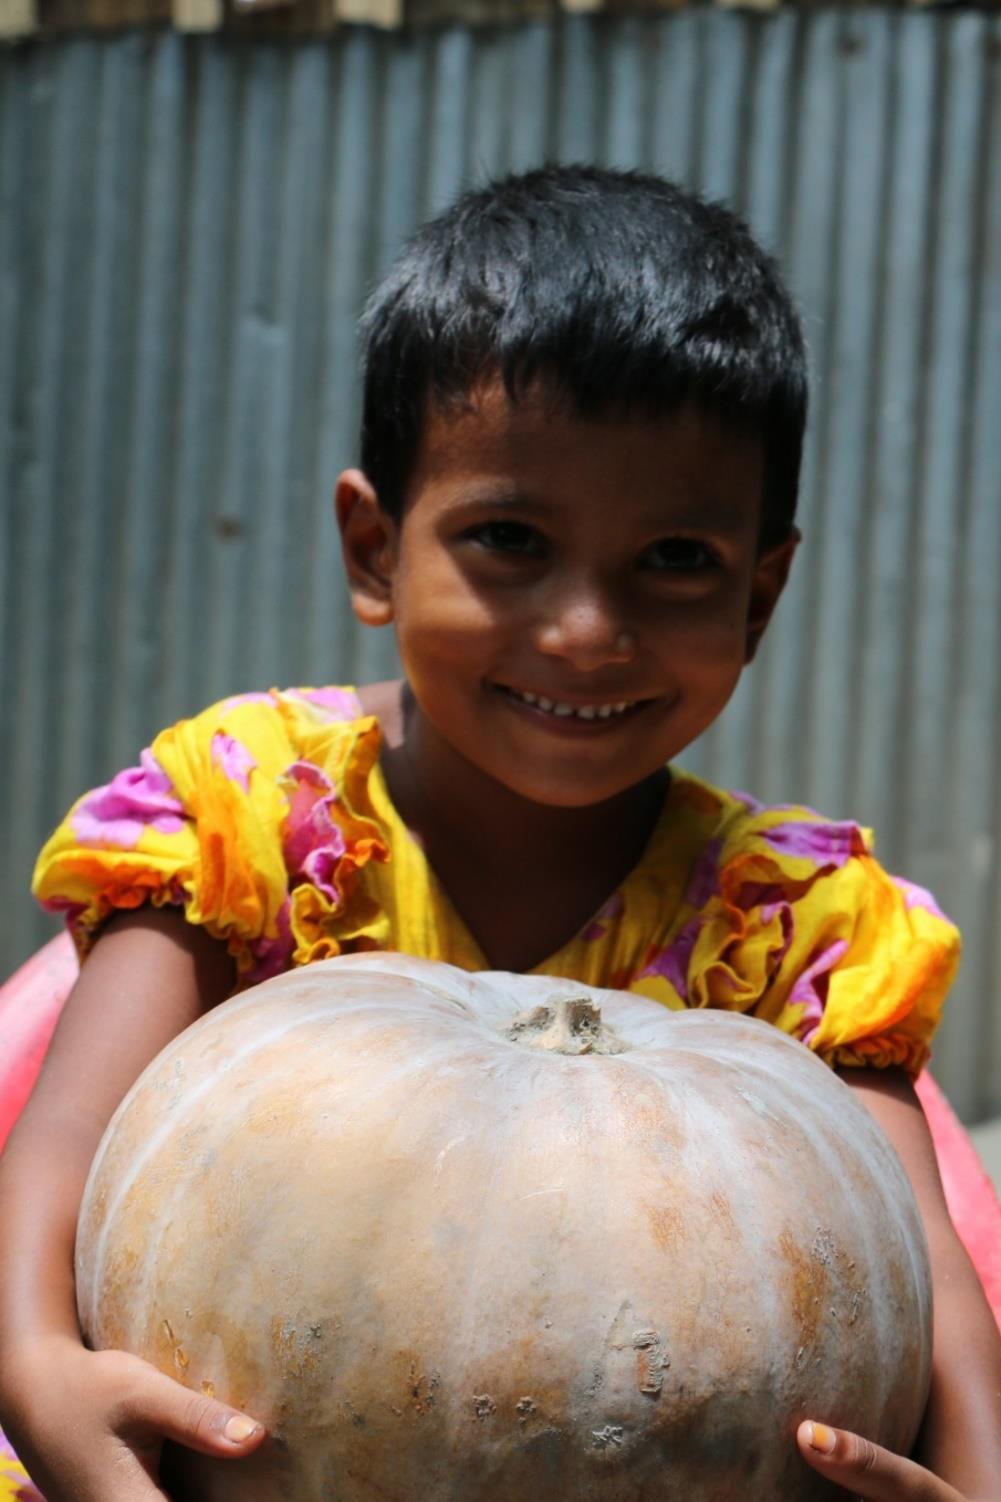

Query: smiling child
[0,166,998,1501]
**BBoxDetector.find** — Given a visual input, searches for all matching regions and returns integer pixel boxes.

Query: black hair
[359,165,807,548]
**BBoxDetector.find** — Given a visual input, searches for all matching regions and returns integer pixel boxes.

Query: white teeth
[505,686,638,720]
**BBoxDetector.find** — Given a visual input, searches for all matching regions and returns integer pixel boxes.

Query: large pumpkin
[76,954,932,1500]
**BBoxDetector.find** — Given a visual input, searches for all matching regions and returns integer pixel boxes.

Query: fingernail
[806,1421,837,1454]
[224,1414,261,1443]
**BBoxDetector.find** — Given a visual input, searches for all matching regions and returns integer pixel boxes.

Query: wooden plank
[715,0,780,12]
[230,0,298,13]
[226,0,337,35]
[41,0,168,27]
[0,0,37,33]
[336,0,401,28]
[172,0,223,30]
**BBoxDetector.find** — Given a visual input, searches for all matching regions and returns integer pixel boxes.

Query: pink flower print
[892,875,949,923]
[70,750,185,848]
[790,939,850,1044]
[37,895,89,922]
[0,1425,45,1500]
[580,890,625,942]
[762,820,866,869]
[244,897,294,985]
[218,691,275,711]
[282,761,347,905]
[290,687,363,721]
[639,916,703,1002]
[759,899,795,980]
[682,836,723,910]
[729,789,764,813]
[211,732,256,793]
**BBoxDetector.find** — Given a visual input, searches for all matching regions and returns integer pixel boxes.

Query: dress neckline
[364,741,684,974]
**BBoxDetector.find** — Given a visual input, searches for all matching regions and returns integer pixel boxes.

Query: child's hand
[3,1334,265,1501]
[797,1420,982,1500]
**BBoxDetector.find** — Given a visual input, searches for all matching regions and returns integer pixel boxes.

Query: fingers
[796,1421,965,1502]
[108,1356,265,1460]
[1,1347,265,1502]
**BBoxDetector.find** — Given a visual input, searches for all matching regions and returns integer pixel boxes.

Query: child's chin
[496,765,662,811]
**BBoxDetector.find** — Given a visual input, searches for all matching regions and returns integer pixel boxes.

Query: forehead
[403,379,765,532]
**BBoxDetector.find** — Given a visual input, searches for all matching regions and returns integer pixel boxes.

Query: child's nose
[534,583,636,669]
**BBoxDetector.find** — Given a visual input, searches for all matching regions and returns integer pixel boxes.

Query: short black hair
[359,165,807,548]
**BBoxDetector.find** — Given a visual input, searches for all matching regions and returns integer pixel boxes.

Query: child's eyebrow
[439,484,551,516]
[440,484,753,534]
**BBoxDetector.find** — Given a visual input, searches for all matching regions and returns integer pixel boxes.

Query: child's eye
[467,521,547,557]
[642,538,718,573]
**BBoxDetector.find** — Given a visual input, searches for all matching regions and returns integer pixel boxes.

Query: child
[0,166,998,1501]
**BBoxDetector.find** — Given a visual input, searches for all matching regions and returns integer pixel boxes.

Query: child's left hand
[796,1420,989,1500]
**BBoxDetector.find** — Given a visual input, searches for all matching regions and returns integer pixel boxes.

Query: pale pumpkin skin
[75,954,932,1502]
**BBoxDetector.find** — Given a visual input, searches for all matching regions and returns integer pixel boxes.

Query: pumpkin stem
[507,997,628,1055]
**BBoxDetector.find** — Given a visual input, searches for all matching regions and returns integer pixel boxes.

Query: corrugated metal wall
[2,11,999,1119]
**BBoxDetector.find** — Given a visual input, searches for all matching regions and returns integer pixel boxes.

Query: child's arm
[0,908,266,1502]
[802,1067,1001,1499]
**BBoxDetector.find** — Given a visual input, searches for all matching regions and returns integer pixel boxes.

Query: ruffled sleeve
[32,688,389,987]
[669,799,959,1076]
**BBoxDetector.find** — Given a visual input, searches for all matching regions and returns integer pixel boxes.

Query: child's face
[340,380,796,810]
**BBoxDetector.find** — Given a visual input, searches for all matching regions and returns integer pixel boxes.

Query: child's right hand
[0,911,244,1501]
[2,1332,265,1501]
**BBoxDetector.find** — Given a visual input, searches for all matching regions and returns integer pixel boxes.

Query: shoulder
[162,684,368,743]
[34,684,379,898]
[667,768,878,890]
[34,686,393,977]
[661,770,960,1074]
[676,769,961,943]
[664,766,961,981]
[687,779,957,948]
[149,686,373,784]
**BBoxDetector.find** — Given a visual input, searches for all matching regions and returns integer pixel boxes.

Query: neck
[377,680,668,869]
[364,679,669,970]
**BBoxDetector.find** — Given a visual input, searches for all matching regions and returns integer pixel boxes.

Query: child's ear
[744,527,800,663]
[335,469,399,627]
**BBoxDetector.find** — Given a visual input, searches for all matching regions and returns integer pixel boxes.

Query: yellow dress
[1,686,964,1498]
[33,684,959,1077]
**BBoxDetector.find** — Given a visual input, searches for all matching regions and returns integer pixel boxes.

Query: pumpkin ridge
[79,994,490,1325]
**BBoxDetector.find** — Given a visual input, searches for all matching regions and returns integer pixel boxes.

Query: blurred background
[1,2,1000,1156]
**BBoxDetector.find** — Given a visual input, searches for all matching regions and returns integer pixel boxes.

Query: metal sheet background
[2,12,999,1119]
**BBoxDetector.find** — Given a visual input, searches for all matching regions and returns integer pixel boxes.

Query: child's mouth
[492,683,648,724]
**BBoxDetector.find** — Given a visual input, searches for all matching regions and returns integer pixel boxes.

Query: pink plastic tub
[0,933,78,1152]
[2,931,1000,1328]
